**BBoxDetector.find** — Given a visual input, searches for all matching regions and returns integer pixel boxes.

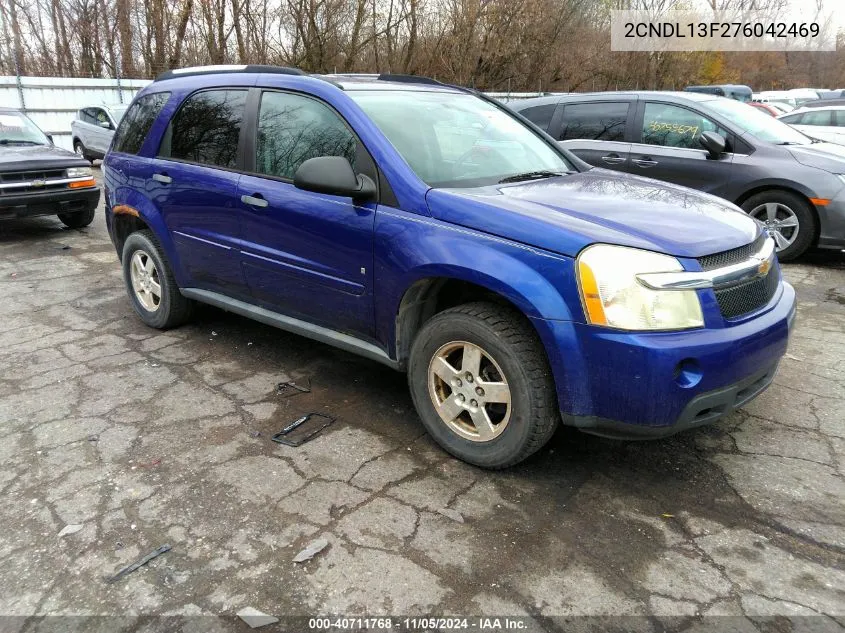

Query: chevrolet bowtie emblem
[758,258,772,276]
[30,179,46,188]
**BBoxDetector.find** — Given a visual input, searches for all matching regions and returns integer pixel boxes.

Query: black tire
[740,190,817,262]
[122,230,193,329]
[58,207,96,229]
[73,139,93,162]
[408,302,559,469]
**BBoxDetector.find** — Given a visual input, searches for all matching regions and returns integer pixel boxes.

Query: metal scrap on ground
[276,379,312,398]
[236,607,279,628]
[58,524,83,537]
[271,412,335,447]
[293,538,329,563]
[106,544,171,583]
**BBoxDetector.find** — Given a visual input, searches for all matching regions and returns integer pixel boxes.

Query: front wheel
[741,191,817,262]
[58,207,95,228]
[408,302,559,469]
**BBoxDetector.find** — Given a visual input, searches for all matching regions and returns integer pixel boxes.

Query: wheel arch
[392,270,570,372]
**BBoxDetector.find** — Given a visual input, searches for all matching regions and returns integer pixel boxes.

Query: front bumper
[535,281,796,440]
[0,186,100,220]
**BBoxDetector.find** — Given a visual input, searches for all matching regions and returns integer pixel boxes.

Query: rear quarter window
[560,102,629,142]
[112,92,170,155]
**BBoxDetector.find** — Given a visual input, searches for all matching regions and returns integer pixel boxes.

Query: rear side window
[800,110,832,126]
[519,104,556,131]
[834,111,845,127]
[112,92,170,155]
[560,102,628,142]
[163,89,247,168]
[779,113,803,124]
[255,91,356,180]
[641,102,727,150]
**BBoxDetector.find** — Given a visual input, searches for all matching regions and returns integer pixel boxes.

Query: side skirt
[180,288,400,371]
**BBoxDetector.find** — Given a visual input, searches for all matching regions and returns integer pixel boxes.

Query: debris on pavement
[784,353,803,361]
[276,378,311,398]
[293,538,329,563]
[437,508,465,523]
[271,412,335,447]
[237,607,279,628]
[106,544,171,583]
[87,434,99,443]
[58,524,83,538]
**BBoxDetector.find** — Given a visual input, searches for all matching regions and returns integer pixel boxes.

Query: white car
[777,106,845,145]
[70,104,128,161]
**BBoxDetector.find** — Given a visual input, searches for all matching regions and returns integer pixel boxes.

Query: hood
[787,142,845,173]
[425,169,759,258]
[0,144,89,171]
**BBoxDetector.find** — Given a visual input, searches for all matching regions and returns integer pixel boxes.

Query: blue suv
[103,66,796,468]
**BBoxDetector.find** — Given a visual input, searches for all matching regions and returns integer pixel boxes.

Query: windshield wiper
[498,170,567,184]
[0,139,43,145]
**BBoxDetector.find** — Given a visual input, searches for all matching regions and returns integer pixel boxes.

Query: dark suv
[103,67,795,468]
[0,108,99,228]
[512,91,845,261]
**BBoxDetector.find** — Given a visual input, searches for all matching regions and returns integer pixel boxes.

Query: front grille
[0,169,65,183]
[714,268,779,319]
[0,169,69,195]
[697,234,766,271]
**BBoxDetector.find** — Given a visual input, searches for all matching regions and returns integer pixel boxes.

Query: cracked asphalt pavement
[1,177,844,632]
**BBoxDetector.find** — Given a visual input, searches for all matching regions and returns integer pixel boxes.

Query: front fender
[373,207,580,357]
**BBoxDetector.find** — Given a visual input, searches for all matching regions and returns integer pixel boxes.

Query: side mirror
[99,121,112,129]
[699,131,726,157]
[293,156,376,201]
[46,134,53,144]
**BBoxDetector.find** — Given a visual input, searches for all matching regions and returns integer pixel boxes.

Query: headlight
[67,167,92,178]
[577,244,704,331]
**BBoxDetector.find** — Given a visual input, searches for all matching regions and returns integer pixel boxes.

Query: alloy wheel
[749,202,800,252]
[129,250,162,312]
[427,340,512,442]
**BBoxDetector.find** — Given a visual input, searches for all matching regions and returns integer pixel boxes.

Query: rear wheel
[741,190,816,261]
[58,207,95,228]
[408,302,559,469]
[122,230,193,329]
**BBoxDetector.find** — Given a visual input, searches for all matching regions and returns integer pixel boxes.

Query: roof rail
[155,64,305,82]
[376,73,445,86]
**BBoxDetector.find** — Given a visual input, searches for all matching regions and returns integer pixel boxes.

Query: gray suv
[512,91,845,260]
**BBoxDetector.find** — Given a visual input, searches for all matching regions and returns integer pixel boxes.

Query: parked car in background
[685,84,752,102]
[800,98,845,109]
[71,104,128,161]
[753,91,797,110]
[748,102,785,117]
[815,90,844,100]
[103,67,795,468]
[786,89,822,107]
[0,107,99,228]
[778,106,845,145]
[513,91,845,260]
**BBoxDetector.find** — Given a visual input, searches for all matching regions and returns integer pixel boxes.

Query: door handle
[632,158,658,168]
[152,173,172,184]
[241,194,268,208]
[601,154,625,164]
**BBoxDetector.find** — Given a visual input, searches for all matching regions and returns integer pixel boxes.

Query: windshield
[0,111,50,145]
[349,90,572,187]
[706,98,811,145]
